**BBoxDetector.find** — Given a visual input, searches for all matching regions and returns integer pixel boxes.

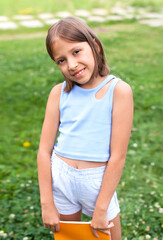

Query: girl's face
[51,38,97,88]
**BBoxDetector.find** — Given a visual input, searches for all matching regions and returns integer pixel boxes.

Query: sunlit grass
[0,0,163,16]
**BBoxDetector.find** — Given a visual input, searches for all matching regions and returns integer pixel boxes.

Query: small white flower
[30,206,34,210]
[145,226,150,231]
[9,214,15,219]
[145,234,151,239]
[0,231,4,236]
[121,182,125,187]
[133,230,137,235]
[2,233,7,238]
[20,184,25,187]
[159,208,163,214]
[26,184,29,187]
[23,237,28,240]
[28,180,32,184]
[128,150,136,154]
[150,191,155,195]
[154,202,160,208]
[138,237,144,240]
[133,143,138,147]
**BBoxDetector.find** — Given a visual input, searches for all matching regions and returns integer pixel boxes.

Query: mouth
[73,68,86,78]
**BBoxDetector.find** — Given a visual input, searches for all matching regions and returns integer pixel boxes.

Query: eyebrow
[54,56,64,62]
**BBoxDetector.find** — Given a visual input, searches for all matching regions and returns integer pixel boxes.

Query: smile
[73,68,85,78]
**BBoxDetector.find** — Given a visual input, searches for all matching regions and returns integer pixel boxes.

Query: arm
[37,83,62,233]
[91,81,134,234]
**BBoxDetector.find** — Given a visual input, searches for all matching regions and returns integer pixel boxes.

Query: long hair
[46,16,110,92]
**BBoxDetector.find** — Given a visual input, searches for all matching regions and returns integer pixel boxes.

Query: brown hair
[46,16,110,92]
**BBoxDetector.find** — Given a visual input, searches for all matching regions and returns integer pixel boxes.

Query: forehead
[51,38,91,58]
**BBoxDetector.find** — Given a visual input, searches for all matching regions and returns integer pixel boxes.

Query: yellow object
[23,142,31,147]
[54,221,110,240]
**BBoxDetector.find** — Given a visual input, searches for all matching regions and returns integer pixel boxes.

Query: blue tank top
[54,75,121,162]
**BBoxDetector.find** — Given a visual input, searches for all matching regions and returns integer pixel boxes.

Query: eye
[57,59,65,65]
[73,49,80,55]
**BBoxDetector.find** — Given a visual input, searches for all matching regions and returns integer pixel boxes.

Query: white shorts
[51,152,120,221]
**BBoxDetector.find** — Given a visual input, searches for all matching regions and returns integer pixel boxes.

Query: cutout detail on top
[95,78,114,100]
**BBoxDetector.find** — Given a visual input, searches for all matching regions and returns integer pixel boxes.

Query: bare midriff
[56,154,107,169]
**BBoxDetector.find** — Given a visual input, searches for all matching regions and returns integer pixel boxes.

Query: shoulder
[114,80,133,99]
[50,82,63,97]
[112,80,134,117]
[46,82,63,110]
[48,82,63,102]
[113,80,134,109]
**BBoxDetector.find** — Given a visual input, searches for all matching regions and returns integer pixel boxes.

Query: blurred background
[0,0,163,239]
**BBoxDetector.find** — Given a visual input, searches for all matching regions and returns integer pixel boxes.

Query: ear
[93,38,100,53]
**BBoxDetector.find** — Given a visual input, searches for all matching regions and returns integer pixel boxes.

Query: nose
[68,58,78,71]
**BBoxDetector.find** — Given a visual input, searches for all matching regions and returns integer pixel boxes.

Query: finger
[44,224,51,229]
[99,229,110,235]
[97,222,114,230]
[55,223,60,233]
[91,227,99,238]
[51,225,56,233]
[107,222,114,228]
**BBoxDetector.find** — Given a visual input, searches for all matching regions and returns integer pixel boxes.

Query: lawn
[0,9,163,240]
[0,0,163,16]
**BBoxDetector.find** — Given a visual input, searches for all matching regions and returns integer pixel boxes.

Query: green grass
[0,0,162,37]
[0,0,112,16]
[0,0,163,16]
[0,22,163,239]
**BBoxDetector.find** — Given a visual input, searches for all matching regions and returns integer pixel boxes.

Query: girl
[37,16,133,239]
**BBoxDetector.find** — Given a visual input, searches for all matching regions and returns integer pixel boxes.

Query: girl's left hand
[91,209,114,238]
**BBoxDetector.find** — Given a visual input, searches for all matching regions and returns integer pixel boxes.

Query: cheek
[89,56,96,70]
[84,53,95,67]
[58,65,67,73]
[88,51,96,66]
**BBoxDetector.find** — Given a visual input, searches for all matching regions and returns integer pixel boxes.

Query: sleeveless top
[54,75,121,162]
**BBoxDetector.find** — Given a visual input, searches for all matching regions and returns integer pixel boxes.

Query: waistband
[51,152,106,178]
